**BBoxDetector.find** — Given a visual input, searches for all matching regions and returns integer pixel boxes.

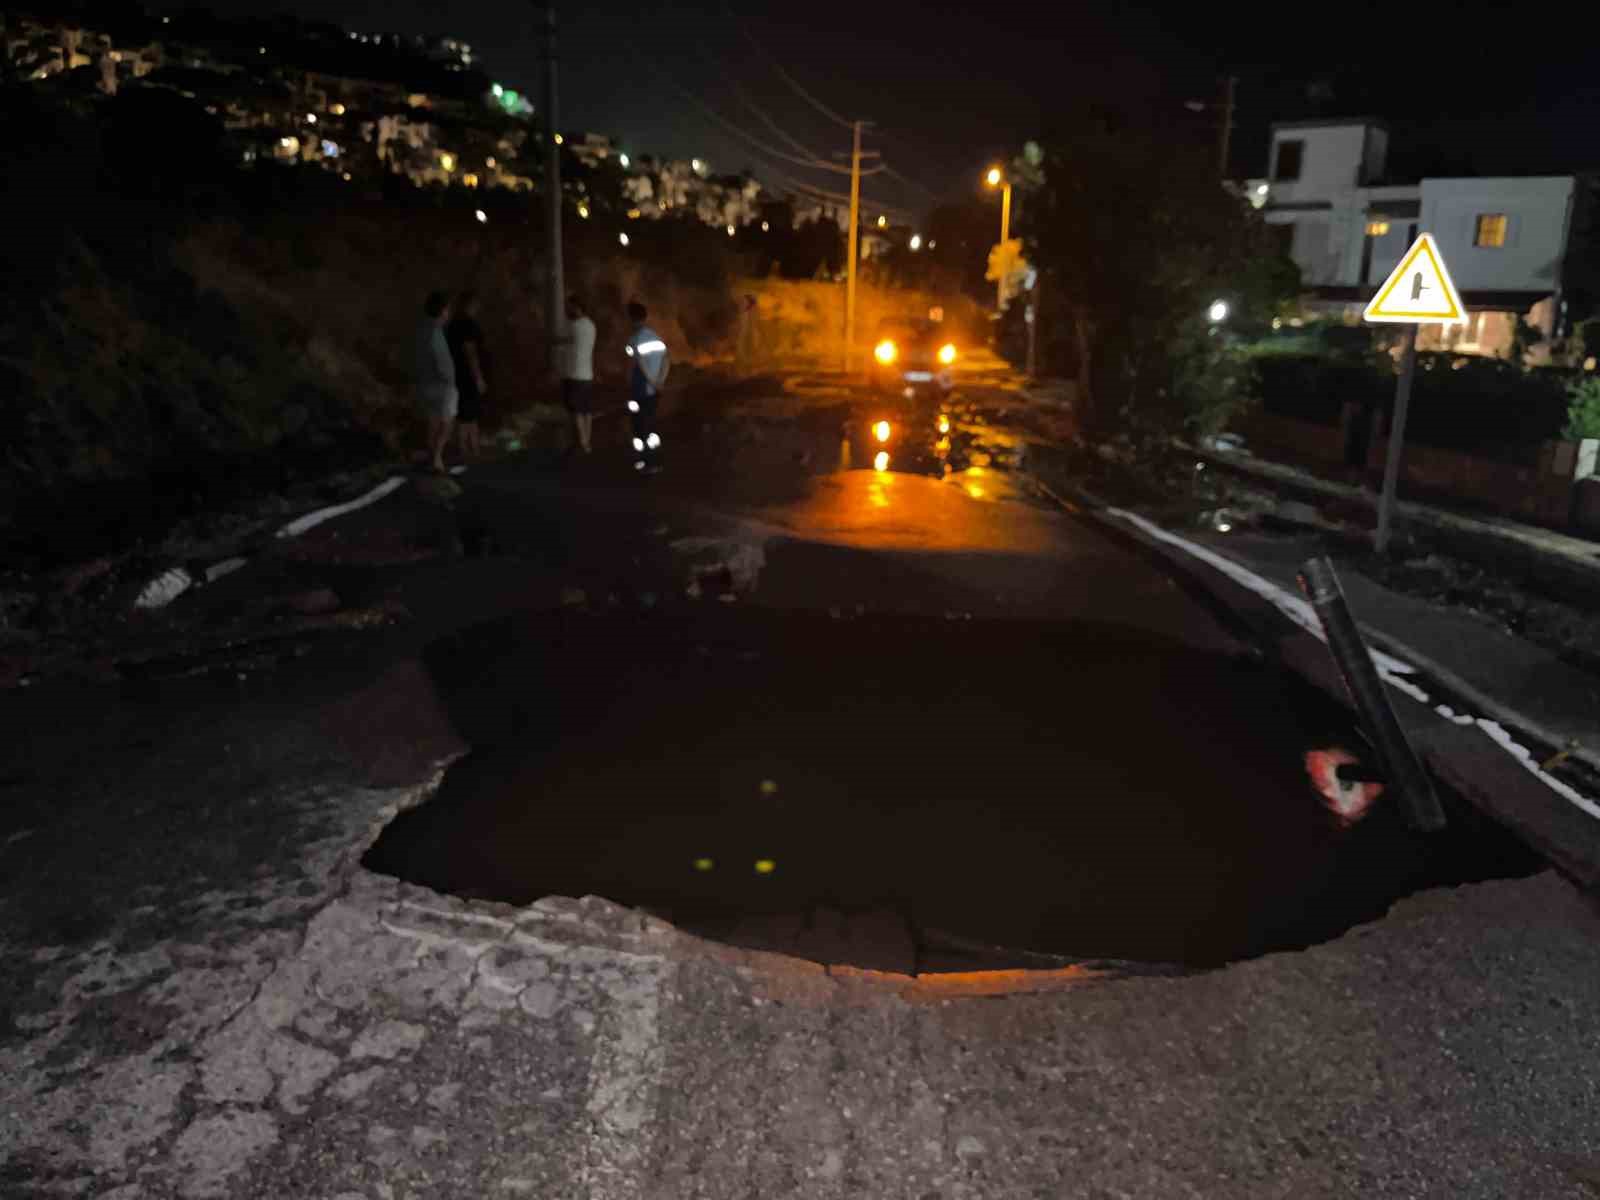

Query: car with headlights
[869,318,956,396]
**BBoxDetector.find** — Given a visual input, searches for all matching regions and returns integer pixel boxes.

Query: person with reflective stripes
[623,301,670,473]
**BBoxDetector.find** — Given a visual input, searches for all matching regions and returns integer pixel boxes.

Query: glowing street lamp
[909,234,923,251]
[474,209,487,224]
[1208,299,1229,323]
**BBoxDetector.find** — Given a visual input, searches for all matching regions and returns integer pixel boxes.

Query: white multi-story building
[1262,118,1578,356]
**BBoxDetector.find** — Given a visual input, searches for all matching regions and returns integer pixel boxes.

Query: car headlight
[874,339,897,365]
[938,343,957,365]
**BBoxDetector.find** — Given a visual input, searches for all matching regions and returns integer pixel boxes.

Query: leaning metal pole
[1298,556,1446,832]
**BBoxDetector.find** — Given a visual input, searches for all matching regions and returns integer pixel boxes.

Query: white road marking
[1104,507,1600,823]
[275,477,408,540]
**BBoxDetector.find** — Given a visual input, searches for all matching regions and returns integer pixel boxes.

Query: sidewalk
[1190,440,1600,601]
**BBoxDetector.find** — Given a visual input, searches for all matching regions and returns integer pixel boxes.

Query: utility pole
[844,119,862,374]
[539,4,564,352]
[1218,74,1238,178]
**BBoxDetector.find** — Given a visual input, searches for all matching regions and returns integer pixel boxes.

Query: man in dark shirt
[446,291,489,462]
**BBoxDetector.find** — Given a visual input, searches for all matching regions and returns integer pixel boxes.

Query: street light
[984,165,1013,311]
[1208,299,1229,323]
[909,234,922,251]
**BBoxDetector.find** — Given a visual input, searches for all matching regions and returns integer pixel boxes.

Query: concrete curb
[1186,441,1600,603]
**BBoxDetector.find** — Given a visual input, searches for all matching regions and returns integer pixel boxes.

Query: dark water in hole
[363,607,1540,969]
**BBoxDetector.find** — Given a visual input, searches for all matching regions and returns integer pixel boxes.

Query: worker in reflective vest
[623,301,670,473]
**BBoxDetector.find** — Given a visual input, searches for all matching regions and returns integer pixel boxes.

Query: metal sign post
[1374,324,1417,554]
[1362,232,1465,554]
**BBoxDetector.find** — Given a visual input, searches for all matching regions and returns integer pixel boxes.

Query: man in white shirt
[559,293,597,455]
[414,290,457,474]
[623,300,670,473]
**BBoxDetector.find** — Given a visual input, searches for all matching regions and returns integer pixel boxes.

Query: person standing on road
[624,300,670,473]
[446,290,489,464]
[415,290,457,474]
[560,293,597,455]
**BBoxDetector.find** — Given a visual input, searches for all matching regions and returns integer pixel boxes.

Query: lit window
[1474,213,1508,248]
[462,172,479,188]
[1273,139,1304,182]
[1365,220,1390,237]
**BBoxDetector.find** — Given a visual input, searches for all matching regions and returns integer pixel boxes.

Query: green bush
[1565,376,1600,440]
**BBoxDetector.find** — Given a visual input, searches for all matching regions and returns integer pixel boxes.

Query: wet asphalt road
[3,365,1598,1200]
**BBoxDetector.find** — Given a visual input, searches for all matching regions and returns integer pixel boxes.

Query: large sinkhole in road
[363,607,1539,970]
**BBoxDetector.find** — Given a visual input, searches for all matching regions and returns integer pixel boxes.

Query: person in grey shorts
[415,290,457,473]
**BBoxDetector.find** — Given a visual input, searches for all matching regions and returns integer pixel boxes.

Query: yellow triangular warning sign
[1363,233,1465,324]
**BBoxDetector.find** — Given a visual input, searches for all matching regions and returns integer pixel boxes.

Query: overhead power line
[626,48,856,175]
[723,75,832,165]
[879,163,939,201]
[760,164,915,222]
[723,2,856,130]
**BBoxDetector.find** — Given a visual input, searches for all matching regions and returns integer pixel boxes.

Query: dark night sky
[158,0,1600,215]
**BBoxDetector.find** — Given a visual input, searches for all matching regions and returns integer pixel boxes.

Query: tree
[1019,118,1298,435]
